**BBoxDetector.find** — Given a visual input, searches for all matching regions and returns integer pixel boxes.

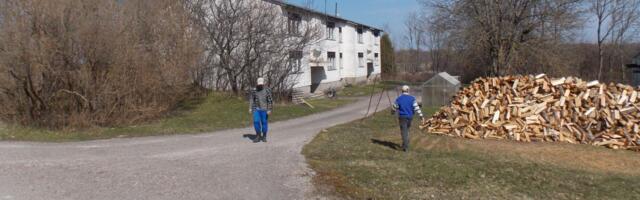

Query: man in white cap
[392,85,424,152]
[249,77,273,143]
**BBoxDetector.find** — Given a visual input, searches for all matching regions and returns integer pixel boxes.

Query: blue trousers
[253,110,269,137]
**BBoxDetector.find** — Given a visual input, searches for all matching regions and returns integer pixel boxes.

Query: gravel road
[0,93,395,200]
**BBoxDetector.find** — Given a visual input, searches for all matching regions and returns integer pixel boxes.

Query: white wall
[287,11,382,90]
[199,0,382,92]
[264,0,382,91]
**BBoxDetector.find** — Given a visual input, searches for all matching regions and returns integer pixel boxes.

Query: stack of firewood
[420,74,640,151]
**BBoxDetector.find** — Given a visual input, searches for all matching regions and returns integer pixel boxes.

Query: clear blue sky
[287,0,421,46]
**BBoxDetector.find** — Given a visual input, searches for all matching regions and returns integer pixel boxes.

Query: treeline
[398,0,640,84]
[396,43,640,83]
[0,0,320,129]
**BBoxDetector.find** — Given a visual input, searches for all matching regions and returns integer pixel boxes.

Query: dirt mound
[421,74,640,151]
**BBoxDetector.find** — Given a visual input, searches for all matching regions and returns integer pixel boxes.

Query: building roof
[263,0,383,32]
[423,72,461,87]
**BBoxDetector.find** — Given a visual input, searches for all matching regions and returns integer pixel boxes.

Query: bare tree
[610,0,640,80]
[422,0,583,76]
[404,12,427,73]
[591,0,619,80]
[424,8,452,74]
[0,0,202,128]
[303,0,316,9]
[586,0,640,81]
[186,0,321,97]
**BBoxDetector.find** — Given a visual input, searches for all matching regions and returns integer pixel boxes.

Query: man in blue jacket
[392,85,424,152]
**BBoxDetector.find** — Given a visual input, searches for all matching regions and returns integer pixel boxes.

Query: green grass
[339,80,417,97]
[303,108,640,199]
[0,93,354,142]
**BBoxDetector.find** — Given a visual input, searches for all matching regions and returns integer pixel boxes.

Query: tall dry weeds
[0,0,203,129]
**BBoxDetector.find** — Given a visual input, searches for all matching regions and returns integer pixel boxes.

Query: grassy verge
[339,80,418,97]
[303,108,640,199]
[0,93,354,142]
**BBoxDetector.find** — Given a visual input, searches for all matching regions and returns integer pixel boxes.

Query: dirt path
[0,93,395,200]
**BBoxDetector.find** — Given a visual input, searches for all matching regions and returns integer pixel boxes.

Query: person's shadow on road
[242,134,260,142]
[371,139,401,150]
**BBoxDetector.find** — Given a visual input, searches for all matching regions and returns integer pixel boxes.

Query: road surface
[0,93,397,200]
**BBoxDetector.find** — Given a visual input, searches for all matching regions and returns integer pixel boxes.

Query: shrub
[0,0,202,129]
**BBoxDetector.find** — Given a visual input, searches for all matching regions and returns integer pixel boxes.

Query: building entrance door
[367,62,374,78]
[310,67,326,93]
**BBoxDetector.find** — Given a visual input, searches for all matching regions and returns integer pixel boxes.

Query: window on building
[358,52,364,68]
[287,13,301,35]
[339,53,343,69]
[338,27,343,43]
[373,31,380,45]
[327,52,336,71]
[289,50,303,73]
[326,22,335,40]
[357,28,363,43]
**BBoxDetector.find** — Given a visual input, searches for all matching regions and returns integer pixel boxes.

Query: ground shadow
[371,139,401,150]
[242,134,260,142]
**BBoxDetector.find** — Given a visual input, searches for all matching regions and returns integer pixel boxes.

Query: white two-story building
[265,0,383,96]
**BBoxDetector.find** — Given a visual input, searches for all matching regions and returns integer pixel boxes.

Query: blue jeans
[253,110,269,137]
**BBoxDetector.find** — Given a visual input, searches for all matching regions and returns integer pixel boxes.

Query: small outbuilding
[422,72,461,107]
[627,53,640,86]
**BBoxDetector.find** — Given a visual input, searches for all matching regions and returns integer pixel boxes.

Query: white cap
[401,85,410,92]
[257,78,265,85]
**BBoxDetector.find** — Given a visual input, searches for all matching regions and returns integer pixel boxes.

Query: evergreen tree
[380,34,395,79]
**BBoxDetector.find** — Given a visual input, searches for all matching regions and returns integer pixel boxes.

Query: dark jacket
[249,88,273,112]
